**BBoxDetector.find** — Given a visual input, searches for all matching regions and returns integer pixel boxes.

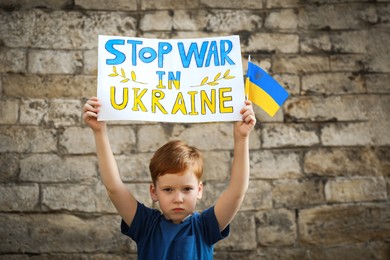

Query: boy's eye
[183,187,193,192]
[163,188,173,192]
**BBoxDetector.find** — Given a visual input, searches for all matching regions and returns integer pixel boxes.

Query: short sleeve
[121,201,161,242]
[200,206,230,245]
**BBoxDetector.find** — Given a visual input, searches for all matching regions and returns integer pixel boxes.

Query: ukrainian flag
[245,61,289,117]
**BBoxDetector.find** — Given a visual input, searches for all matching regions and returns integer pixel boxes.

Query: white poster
[97,35,245,123]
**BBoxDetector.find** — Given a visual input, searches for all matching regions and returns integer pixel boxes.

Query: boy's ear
[150,184,158,202]
[197,181,203,200]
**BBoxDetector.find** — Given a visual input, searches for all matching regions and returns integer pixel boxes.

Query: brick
[76,0,137,11]
[244,33,299,53]
[140,11,173,31]
[20,154,97,182]
[0,184,39,211]
[0,153,19,182]
[31,9,136,50]
[107,126,136,154]
[83,49,98,75]
[28,50,83,74]
[47,99,82,127]
[171,123,233,151]
[321,121,390,146]
[299,204,390,245]
[196,181,226,211]
[3,74,96,99]
[272,179,325,208]
[265,9,298,30]
[0,99,18,124]
[116,154,153,182]
[241,180,272,210]
[0,47,26,73]
[0,10,35,48]
[202,151,231,181]
[365,29,390,73]
[273,74,300,96]
[125,183,154,207]
[142,0,198,9]
[0,214,133,253]
[302,72,365,95]
[325,177,387,203]
[172,10,205,31]
[217,212,257,250]
[273,55,330,74]
[304,147,383,177]
[308,241,390,260]
[0,0,71,9]
[298,4,377,30]
[255,209,297,246]
[215,248,308,260]
[59,127,96,154]
[20,99,48,125]
[375,147,390,177]
[200,0,262,9]
[331,30,370,53]
[42,183,116,213]
[285,96,374,122]
[301,33,332,53]
[366,73,390,94]
[262,123,319,148]
[266,0,300,8]
[137,124,169,152]
[204,10,262,32]
[0,126,57,153]
[330,54,368,72]
[250,150,302,179]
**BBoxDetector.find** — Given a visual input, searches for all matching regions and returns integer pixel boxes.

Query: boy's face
[150,169,203,224]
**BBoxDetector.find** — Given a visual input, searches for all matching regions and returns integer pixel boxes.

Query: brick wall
[1,0,389,259]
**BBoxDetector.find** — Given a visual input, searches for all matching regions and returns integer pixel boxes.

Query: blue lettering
[139,47,157,63]
[105,39,126,65]
[220,40,235,65]
[158,42,172,68]
[127,40,143,66]
[178,41,209,68]
[205,41,219,67]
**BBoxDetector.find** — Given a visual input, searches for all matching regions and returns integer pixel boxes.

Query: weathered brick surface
[255,209,297,246]
[299,203,390,246]
[1,1,389,258]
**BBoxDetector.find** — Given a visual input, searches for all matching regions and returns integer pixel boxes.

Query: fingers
[83,97,101,114]
[240,100,256,125]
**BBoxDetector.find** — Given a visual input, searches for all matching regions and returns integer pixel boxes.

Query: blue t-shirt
[121,202,230,259]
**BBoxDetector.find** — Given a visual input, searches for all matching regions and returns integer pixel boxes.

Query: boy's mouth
[172,208,185,212]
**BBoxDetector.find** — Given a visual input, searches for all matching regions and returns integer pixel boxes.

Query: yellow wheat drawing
[193,69,235,87]
[108,66,147,84]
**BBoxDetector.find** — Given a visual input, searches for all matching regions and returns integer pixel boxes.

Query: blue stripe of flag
[247,61,289,106]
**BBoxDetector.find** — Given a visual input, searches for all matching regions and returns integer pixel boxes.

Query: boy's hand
[83,97,106,132]
[234,100,256,138]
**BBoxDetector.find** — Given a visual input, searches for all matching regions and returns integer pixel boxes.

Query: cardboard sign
[97,35,245,123]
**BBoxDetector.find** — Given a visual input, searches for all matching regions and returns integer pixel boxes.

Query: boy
[83,96,256,259]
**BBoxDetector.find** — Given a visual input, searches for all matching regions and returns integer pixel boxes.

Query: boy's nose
[173,191,184,203]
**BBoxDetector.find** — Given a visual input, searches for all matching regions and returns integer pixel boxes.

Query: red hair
[149,140,203,184]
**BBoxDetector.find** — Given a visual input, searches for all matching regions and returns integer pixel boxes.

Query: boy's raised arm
[83,97,138,226]
[214,100,256,231]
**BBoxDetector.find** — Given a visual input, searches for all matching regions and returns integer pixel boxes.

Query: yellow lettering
[200,89,216,115]
[132,88,147,112]
[156,79,165,89]
[110,86,128,110]
[171,92,187,115]
[219,87,233,113]
[168,80,180,90]
[187,91,198,115]
[151,90,168,114]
